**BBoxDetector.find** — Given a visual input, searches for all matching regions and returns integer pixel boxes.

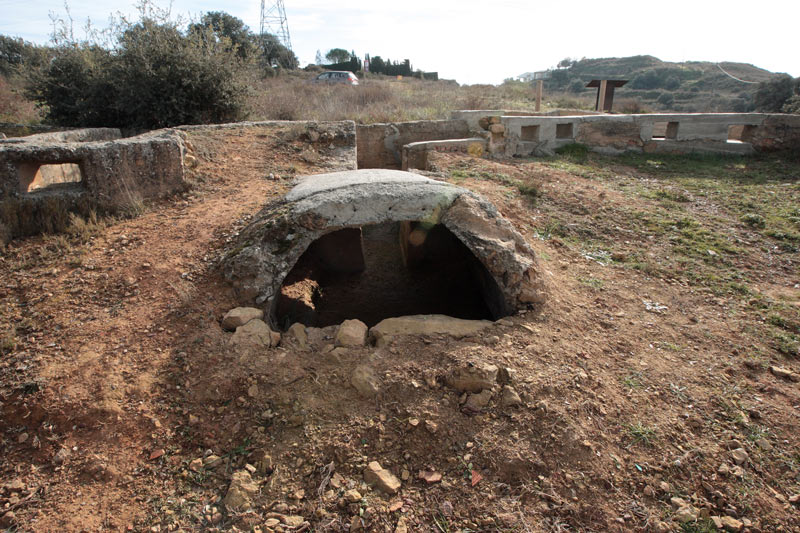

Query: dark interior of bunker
[274,222,507,329]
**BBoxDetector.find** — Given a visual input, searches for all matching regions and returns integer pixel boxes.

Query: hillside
[541,55,783,112]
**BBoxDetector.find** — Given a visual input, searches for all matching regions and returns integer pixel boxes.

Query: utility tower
[260,0,293,56]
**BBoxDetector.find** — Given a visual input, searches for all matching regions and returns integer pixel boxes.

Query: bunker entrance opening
[275,222,506,329]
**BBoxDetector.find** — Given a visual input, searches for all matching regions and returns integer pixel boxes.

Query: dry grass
[0,76,42,124]
[246,72,576,124]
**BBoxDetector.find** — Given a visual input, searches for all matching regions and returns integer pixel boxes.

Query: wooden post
[535,80,543,112]
[597,79,608,112]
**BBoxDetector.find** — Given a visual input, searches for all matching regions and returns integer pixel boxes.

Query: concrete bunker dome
[223,169,546,329]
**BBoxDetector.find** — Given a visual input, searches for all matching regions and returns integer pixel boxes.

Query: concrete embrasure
[222,169,547,324]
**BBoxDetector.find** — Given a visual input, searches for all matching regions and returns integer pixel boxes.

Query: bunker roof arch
[223,169,546,326]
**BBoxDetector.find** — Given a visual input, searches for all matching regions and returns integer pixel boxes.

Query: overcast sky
[1,0,797,85]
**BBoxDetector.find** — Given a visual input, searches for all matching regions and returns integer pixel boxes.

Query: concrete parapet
[356,119,470,169]
[402,138,488,170]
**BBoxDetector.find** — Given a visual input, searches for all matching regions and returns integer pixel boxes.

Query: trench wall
[356,119,470,169]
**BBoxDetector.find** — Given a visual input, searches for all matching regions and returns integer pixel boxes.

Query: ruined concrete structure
[223,169,546,329]
[2,111,799,243]
[494,113,800,157]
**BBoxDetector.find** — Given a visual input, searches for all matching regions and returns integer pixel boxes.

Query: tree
[0,35,48,76]
[259,33,298,69]
[189,11,255,60]
[325,48,350,64]
[754,75,797,112]
[370,55,385,74]
[28,10,247,128]
[315,49,322,64]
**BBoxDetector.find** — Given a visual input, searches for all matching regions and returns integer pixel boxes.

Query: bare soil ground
[1,133,799,533]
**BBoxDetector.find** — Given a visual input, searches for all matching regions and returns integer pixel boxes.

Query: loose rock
[230,319,280,348]
[730,448,749,465]
[335,319,368,347]
[447,363,498,393]
[363,461,401,494]
[223,470,259,510]
[463,389,493,413]
[499,385,522,407]
[770,365,799,382]
[351,365,382,397]
[222,307,264,331]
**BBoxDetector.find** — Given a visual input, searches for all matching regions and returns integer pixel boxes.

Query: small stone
[418,470,442,484]
[149,449,165,461]
[770,365,799,381]
[756,437,773,451]
[424,420,439,433]
[224,470,259,510]
[351,365,382,397]
[222,307,264,331]
[363,461,401,494]
[53,447,71,465]
[189,414,199,425]
[350,515,364,532]
[17,432,28,444]
[788,493,800,504]
[670,497,688,509]
[335,319,368,347]
[718,463,730,475]
[730,448,749,465]
[286,323,308,348]
[719,516,743,532]
[0,511,17,529]
[658,481,670,493]
[264,518,280,528]
[283,515,305,527]
[643,486,655,497]
[189,458,203,471]
[394,516,408,533]
[447,363,498,393]
[463,389,492,414]
[344,489,362,503]
[499,385,522,407]
[673,506,698,523]
[230,319,280,348]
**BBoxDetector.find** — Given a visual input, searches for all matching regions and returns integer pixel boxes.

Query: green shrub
[555,143,590,162]
[27,5,247,129]
[741,213,766,229]
[754,75,798,112]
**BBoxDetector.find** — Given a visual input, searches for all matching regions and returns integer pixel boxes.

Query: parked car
[310,71,359,86]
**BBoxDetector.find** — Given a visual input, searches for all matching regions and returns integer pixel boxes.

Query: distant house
[516,71,551,83]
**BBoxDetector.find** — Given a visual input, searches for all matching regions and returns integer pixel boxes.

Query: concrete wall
[496,113,800,157]
[451,109,601,131]
[0,123,70,139]
[357,119,470,169]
